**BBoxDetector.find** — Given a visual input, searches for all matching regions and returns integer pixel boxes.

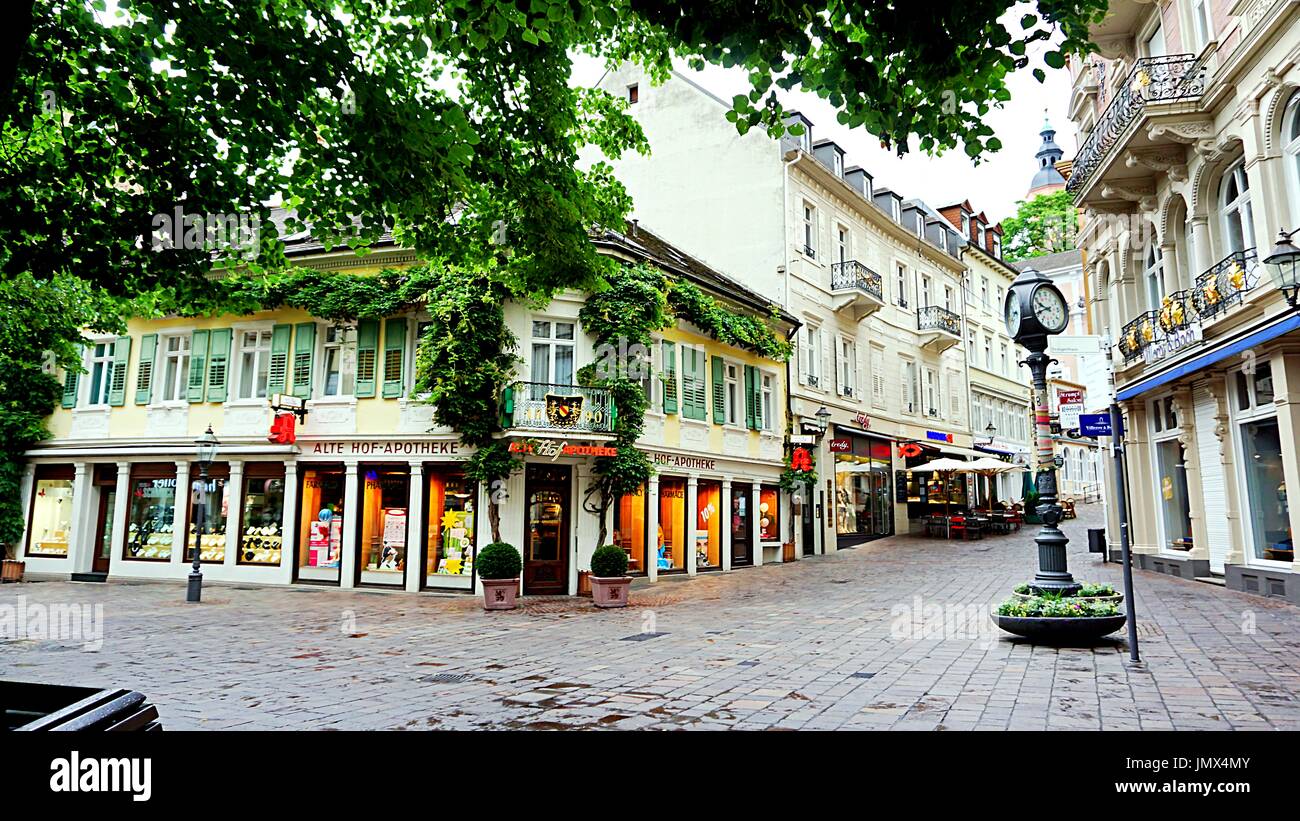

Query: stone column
[751,482,763,566]
[67,463,93,575]
[340,463,359,588]
[646,476,659,582]
[685,476,698,576]
[223,461,243,568]
[172,461,191,567]
[108,462,131,576]
[720,479,733,572]
[1189,216,1213,277]
[279,461,299,585]
[17,463,35,559]
[406,462,424,593]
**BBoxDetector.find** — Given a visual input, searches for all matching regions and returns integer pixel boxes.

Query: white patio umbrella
[908,457,972,522]
[966,457,1023,512]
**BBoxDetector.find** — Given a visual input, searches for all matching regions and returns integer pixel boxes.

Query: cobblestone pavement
[3,504,1299,730]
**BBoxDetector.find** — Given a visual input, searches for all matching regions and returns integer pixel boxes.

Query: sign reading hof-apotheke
[306,440,465,456]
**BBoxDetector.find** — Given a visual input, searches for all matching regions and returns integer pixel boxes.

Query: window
[1000,343,1009,375]
[724,362,740,425]
[85,342,114,406]
[961,213,970,236]
[185,466,229,564]
[123,469,177,562]
[25,466,74,558]
[980,277,989,309]
[967,328,976,357]
[978,224,987,249]
[984,336,993,370]
[902,359,917,413]
[991,236,1001,257]
[627,83,638,104]
[921,275,932,307]
[159,335,190,403]
[896,264,909,307]
[943,285,954,312]
[802,202,817,257]
[426,470,476,586]
[870,344,885,408]
[1148,396,1191,553]
[238,467,285,565]
[1234,364,1288,564]
[832,151,843,177]
[758,485,781,542]
[1191,0,1212,49]
[760,371,775,431]
[836,225,850,264]
[1220,162,1255,254]
[236,329,273,400]
[996,286,1005,313]
[320,324,354,397]
[1144,244,1164,311]
[696,480,723,569]
[924,368,938,416]
[358,466,410,587]
[1284,93,1300,228]
[530,319,575,397]
[803,324,822,387]
[1145,20,1165,58]
[838,337,855,397]
[298,466,345,582]
[657,477,687,571]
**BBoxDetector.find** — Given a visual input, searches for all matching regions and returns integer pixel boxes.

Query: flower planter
[1,559,24,583]
[590,575,631,608]
[991,612,1127,644]
[1011,591,1122,605]
[481,578,519,611]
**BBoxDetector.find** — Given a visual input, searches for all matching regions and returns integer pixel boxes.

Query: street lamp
[1004,267,1079,595]
[1263,228,1300,307]
[982,422,997,445]
[187,425,220,603]
[814,405,831,436]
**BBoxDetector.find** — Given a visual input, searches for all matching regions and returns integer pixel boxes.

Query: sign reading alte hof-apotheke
[305,440,465,456]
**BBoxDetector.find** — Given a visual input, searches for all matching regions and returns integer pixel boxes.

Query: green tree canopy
[1001,190,1078,262]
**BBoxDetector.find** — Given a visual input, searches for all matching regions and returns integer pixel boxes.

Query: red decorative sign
[790,447,814,471]
[1057,389,1083,405]
[853,412,871,429]
[897,442,923,459]
[828,438,851,453]
[267,411,297,444]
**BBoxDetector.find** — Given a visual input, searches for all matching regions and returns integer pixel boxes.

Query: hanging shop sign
[508,440,618,459]
[828,438,852,453]
[788,434,816,445]
[926,431,954,443]
[1056,389,1083,406]
[307,440,464,456]
[897,442,924,459]
[268,412,297,444]
[1142,324,1202,365]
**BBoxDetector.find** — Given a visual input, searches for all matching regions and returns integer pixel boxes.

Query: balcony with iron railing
[500,381,616,438]
[916,305,961,352]
[1192,248,1259,321]
[830,260,885,320]
[1117,310,1161,363]
[1066,54,1207,199]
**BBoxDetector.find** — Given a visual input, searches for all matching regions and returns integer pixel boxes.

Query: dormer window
[833,152,843,177]
[627,84,639,104]
[891,199,900,221]
[991,236,1001,257]
[960,213,970,236]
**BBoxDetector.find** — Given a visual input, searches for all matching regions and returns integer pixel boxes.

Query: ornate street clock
[1004,267,1070,346]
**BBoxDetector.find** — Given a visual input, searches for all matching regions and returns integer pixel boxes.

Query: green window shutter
[354,319,380,398]
[661,340,677,414]
[61,352,82,408]
[711,356,726,424]
[135,334,157,405]
[266,324,292,396]
[186,330,210,403]
[684,348,708,421]
[205,328,232,403]
[744,365,757,429]
[107,336,132,406]
[290,322,316,399]
[381,317,407,398]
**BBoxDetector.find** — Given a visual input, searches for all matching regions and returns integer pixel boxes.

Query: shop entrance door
[92,487,115,574]
[801,487,816,556]
[730,489,752,566]
[524,464,570,595]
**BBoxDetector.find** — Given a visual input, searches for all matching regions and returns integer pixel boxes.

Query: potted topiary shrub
[476,542,521,611]
[589,545,631,608]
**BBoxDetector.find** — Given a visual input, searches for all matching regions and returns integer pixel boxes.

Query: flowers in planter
[997,596,1121,618]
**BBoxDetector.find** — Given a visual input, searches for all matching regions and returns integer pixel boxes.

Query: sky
[570,23,1074,226]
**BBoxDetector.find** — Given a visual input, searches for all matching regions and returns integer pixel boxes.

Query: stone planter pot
[481,578,519,611]
[991,613,1127,644]
[590,575,631,608]
[1011,591,1123,605]
[1,559,24,583]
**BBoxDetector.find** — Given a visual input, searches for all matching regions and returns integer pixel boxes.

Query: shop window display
[1241,419,1291,563]
[1154,439,1193,552]
[426,471,475,587]
[359,466,410,585]
[758,485,780,542]
[612,485,647,575]
[124,472,177,561]
[696,480,722,569]
[185,468,229,564]
[239,472,285,565]
[26,471,74,558]
[730,488,752,565]
[298,467,344,582]
[833,436,893,542]
[656,478,686,571]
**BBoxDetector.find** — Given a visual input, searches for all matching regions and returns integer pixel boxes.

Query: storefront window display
[425,469,476,588]
[298,466,344,583]
[1241,418,1290,562]
[1154,438,1193,551]
[612,484,647,575]
[239,466,286,566]
[833,435,894,544]
[358,466,410,586]
[758,485,780,542]
[184,465,229,564]
[656,477,686,571]
[696,480,722,570]
[124,467,178,561]
[26,466,75,558]
[730,487,752,566]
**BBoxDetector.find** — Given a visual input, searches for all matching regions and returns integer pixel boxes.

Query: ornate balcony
[1118,310,1161,363]
[1192,248,1258,321]
[916,305,961,353]
[501,382,615,439]
[1156,289,1195,333]
[1067,54,1207,200]
[830,260,885,321]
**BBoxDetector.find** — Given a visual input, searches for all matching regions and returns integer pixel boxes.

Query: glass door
[93,488,115,574]
[524,465,570,594]
[730,489,752,566]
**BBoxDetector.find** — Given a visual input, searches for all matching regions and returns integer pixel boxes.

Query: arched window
[1220,162,1255,254]
[1284,92,1300,228]
[1144,244,1164,310]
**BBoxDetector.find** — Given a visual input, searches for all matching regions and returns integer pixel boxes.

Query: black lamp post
[1263,228,1300,307]
[187,425,220,603]
[1004,268,1079,595]
[814,405,831,436]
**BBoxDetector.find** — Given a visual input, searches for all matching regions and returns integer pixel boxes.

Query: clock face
[1005,293,1022,337]
[1031,284,1068,333]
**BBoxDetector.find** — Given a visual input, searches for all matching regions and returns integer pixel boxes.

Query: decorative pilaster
[223,461,244,568]
[279,461,298,585]
[720,479,732,572]
[406,462,424,593]
[685,476,698,576]
[751,482,763,566]
[340,463,359,588]
[646,476,659,582]
[172,461,191,566]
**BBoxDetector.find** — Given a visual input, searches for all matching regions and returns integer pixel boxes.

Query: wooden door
[92,487,115,574]
[523,465,570,595]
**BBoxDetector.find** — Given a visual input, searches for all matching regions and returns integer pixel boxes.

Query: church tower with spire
[1027,115,1067,197]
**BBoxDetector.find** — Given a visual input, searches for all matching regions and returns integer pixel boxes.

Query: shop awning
[1115,313,1300,402]
[920,442,987,460]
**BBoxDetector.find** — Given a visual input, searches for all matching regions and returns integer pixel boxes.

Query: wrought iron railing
[1066,54,1207,195]
[1156,289,1195,333]
[1192,248,1258,320]
[1118,310,1161,363]
[830,260,884,302]
[501,382,615,434]
[916,305,961,337]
